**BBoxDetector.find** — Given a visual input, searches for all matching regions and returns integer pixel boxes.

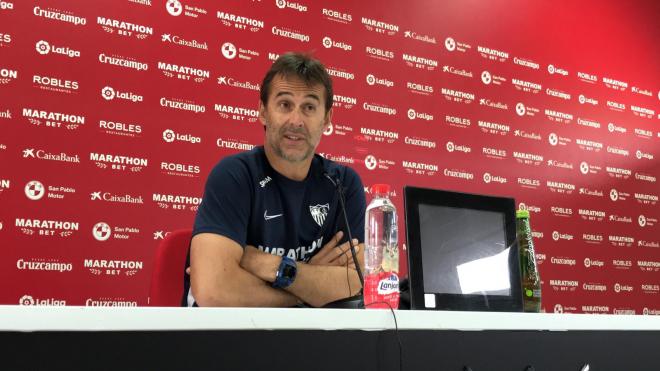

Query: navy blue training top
[182,146,366,306]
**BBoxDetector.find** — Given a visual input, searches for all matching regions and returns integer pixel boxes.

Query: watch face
[282,264,296,279]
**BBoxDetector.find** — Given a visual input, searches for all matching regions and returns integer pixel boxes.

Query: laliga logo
[276,0,286,9]
[518,202,527,211]
[19,295,35,306]
[584,258,591,267]
[548,133,558,146]
[101,86,116,100]
[221,42,237,59]
[609,189,619,201]
[444,37,456,51]
[166,0,183,16]
[579,161,589,175]
[614,283,621,293]
[93,222,112,242]
[481,71,492,85]
[24,180,45,200]
[578,94,586,104]
[553,304,563,313]
[483,173,492,183]
[548,64,556,74]
[322,36,332,48]
[366,74,376,86]
[323,122,333,136]
[407,108,416,120]
[364,155,377,170]
[162,129,176,143]
[515,103,526,116]
[638,215,647,227]
[446,141,455,152]
[552,231,560,241]
[377,274,399,295]
[35,40,50,55]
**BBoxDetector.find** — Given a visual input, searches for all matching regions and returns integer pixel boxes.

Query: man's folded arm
[190,233,299,307]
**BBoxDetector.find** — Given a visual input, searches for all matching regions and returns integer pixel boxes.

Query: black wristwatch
[272,256,297,289]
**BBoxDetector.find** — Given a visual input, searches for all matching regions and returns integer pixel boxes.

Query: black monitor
[404,186,522,312]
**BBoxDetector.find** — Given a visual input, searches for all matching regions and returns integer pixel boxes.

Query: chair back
[149,229,192,306]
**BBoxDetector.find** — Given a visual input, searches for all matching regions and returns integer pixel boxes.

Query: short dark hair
[260,52,334,113]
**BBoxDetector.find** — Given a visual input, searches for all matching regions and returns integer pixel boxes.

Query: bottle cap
[371,184,390,195]
[516,210,530,219]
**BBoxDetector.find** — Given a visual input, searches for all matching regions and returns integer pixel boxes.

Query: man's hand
[309,231,361,269]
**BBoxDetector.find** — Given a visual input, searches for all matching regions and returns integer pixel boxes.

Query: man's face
[260,75,332,163]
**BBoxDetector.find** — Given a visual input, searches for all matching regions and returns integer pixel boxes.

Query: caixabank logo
[152,192,201,212]
[25,180,75,201]
[91,190,143,206]
[214,103,258,122]
[442,65,474,79]
[513,129,541,141]
[97,16,153,40]
[84,258,144,276]
[19,294,66,306]
[157,61,209,83]
[319,153,355,165]
[35,40,80,58]
[90,152,148,173]
[161,32,208,51]
[33,6,86,26]
[22,147,81,165]
[361,16,398,36]
[15,217,79,238]
[22,107,85,130]
[217,75,260,92]
[403,29,436,44]
[99,118,142,138]
[32,74,79,94]
[92,222,140,242]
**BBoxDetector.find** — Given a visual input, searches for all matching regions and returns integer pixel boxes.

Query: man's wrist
[240,246,280,282]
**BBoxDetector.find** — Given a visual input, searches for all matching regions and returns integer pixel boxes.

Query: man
[182,52,366,307]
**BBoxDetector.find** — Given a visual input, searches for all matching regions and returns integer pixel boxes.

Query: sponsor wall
[0,0,658,313]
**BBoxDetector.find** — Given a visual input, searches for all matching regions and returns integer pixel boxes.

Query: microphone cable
[365,300,404,371]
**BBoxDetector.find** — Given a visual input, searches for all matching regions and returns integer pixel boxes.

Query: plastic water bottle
[363,184,399,309]
[516,210,542,312]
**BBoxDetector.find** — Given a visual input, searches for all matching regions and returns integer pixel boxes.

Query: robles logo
[33,75,78,94]
[161,161,201,178]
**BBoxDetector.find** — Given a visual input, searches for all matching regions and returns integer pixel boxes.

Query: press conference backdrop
[0,0,658,313]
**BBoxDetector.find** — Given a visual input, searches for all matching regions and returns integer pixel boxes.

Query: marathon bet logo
[333,94,357,110]
[602,76,628,91]
[547,64,568,76]
[365,46,393,61]
[271,26,309,42]
[0,178,9,195]
[549,279,578,292]
[216,138,255,151]
[90,190,143,205]
[577,71,597,84]
[479,97,508,110]
[606,100,625,112]
[153,193,201,211]
[365,73,394,88]
[161,161,201,178]
[482,172,507,185]
[405,136,436,150]
[101,86,143,103]
[0,32,11,47]
[637,260,660,273]
[84,259,144,276]
[511,78,541,94]
[402,53,438,71]
[322,8,352,24]
[214,103,258,122]
[221,41,259,61]
[517,177,540,189]
[162,129,201,144]
[578,208,606,222]
[544,108,573,124]
[445,115,471,129]
[15,217,79,237]
[275,0,307,13]
[403,30,436,44]
[609,235,634,247]
[402,161,438,176]
[606,166,631,180]
[636,150,654,160]
[407,108,433,121]
[514,102,539,117]
[634,128,653,139]
[166,0,207,18]
[361,16,398,35]
[36,40,81,58]
[582,305,609,314]
[161,97,206,113]
[359,127,398,144]
[577,94,598,106]
[441,88,475,104]
[326,66,354,80]
[322,37,352,51]
[630,105,655,119]
[217,75,260,92]
[477,45,509,62]
[577,117,601,129]
[99,119,142,138]
[480,70,506,85]
[22,147,80,164]
[33,6,86,25]
[482,146,507,160]
[513,57,539,70]
[445,141,471,154]
[444,36,471,52]
[478,120,509,136]
[546,180,575,195]
[19,294,66,306]
[90,152,148,173]
[99,53,148,72]
[513,151,543,166]
[22,107,85,130]
[575,138,602,153]
[635,193,658,206]
[513,129,541,141]
[161,33,208,51]
[442,65,473,79]
[631,85,653,97]
[32,74,79,94]
[362,102,396,116]
[157,61,209,82]
[97,16,153,39]
[582,234,604,245]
